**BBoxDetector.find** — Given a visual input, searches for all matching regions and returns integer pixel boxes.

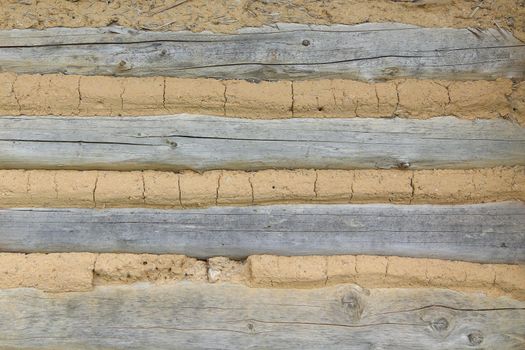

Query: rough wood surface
[1,115,524,171]
[1,202,523,263]
[0,283,524,349]
[0,23,524,80]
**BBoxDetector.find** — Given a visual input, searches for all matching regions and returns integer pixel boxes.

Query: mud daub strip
[0,253,523,300]
[0,167,523,208]
[0,0,524,41]
[1,74,524,123]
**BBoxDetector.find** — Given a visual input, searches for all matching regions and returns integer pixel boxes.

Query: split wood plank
[0,283,524,349]
[0,202,523,263]
[0,23,524,80]
[0,115,524,171]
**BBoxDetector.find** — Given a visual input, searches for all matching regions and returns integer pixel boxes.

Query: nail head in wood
[431,317,449,332]
[165,139,178,148]
[118,60,132,71]
[398,161,411,169]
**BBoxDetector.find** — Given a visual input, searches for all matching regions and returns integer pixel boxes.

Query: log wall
[0,2,524,348]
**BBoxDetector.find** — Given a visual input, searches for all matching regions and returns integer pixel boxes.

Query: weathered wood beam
[1,202,523,263]
[0,283,523,349]
[1,115,524,171]
[1,23,524,80]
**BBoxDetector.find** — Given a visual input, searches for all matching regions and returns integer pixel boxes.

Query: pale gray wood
[1,202,523,263]
[0,283,523,349]
[0,23,524,80]
[0,115,524,171]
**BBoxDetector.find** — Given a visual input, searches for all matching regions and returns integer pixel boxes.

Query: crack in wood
[0,203,522,263]
[1,24,523,80]
[0,115,523,171]
[0,283,523,348]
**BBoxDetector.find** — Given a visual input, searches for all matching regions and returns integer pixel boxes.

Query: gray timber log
[0,23,524,80]
[0,283,524,349]
[0,202,523,263]
[0,115,524,171]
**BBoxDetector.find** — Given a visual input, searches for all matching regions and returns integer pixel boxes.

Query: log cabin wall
[0,1,524,348]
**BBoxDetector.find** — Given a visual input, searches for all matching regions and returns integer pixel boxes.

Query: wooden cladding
[0,23,524,80]
[0,115,524,171]
[1,202,523,263]
[0,283,523,349]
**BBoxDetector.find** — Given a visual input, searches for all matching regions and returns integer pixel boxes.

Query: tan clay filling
[0,0,524,41]
[0,253,523,300]
[1,74,523,124]
[1,167,523,208]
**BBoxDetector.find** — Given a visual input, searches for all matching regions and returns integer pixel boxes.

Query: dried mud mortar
[1,74,521,123]
[1,0,524,41]
[1,167,524,208]
[1,253,523,300]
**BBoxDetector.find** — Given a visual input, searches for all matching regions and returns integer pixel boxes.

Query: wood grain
[0,283,523,349]
[1,115,524,171]
[1,202,523,263]
[1,23,524,80]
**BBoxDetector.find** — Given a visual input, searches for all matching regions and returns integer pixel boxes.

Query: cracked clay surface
[0,167,524,208]
[0,74,522,124]
[0,253,523,300]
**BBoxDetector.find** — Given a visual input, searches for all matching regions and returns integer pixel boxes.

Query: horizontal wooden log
[0,23,524,80]
[1,202,523,263]
[0,283,523,349]
[1,115,524,171]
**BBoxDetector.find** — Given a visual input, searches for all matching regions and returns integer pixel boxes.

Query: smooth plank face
[1,202,523,263]
[0,115,524,171]
[0,23,524,80]
[0,283,524,349]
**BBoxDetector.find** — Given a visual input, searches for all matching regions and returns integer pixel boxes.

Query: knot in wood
[383,67,399,76]
[430,317,449,332]
[302,39,310,46]
[341,292,363,321]
[342,295,359,309]
[468,331,483,346]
